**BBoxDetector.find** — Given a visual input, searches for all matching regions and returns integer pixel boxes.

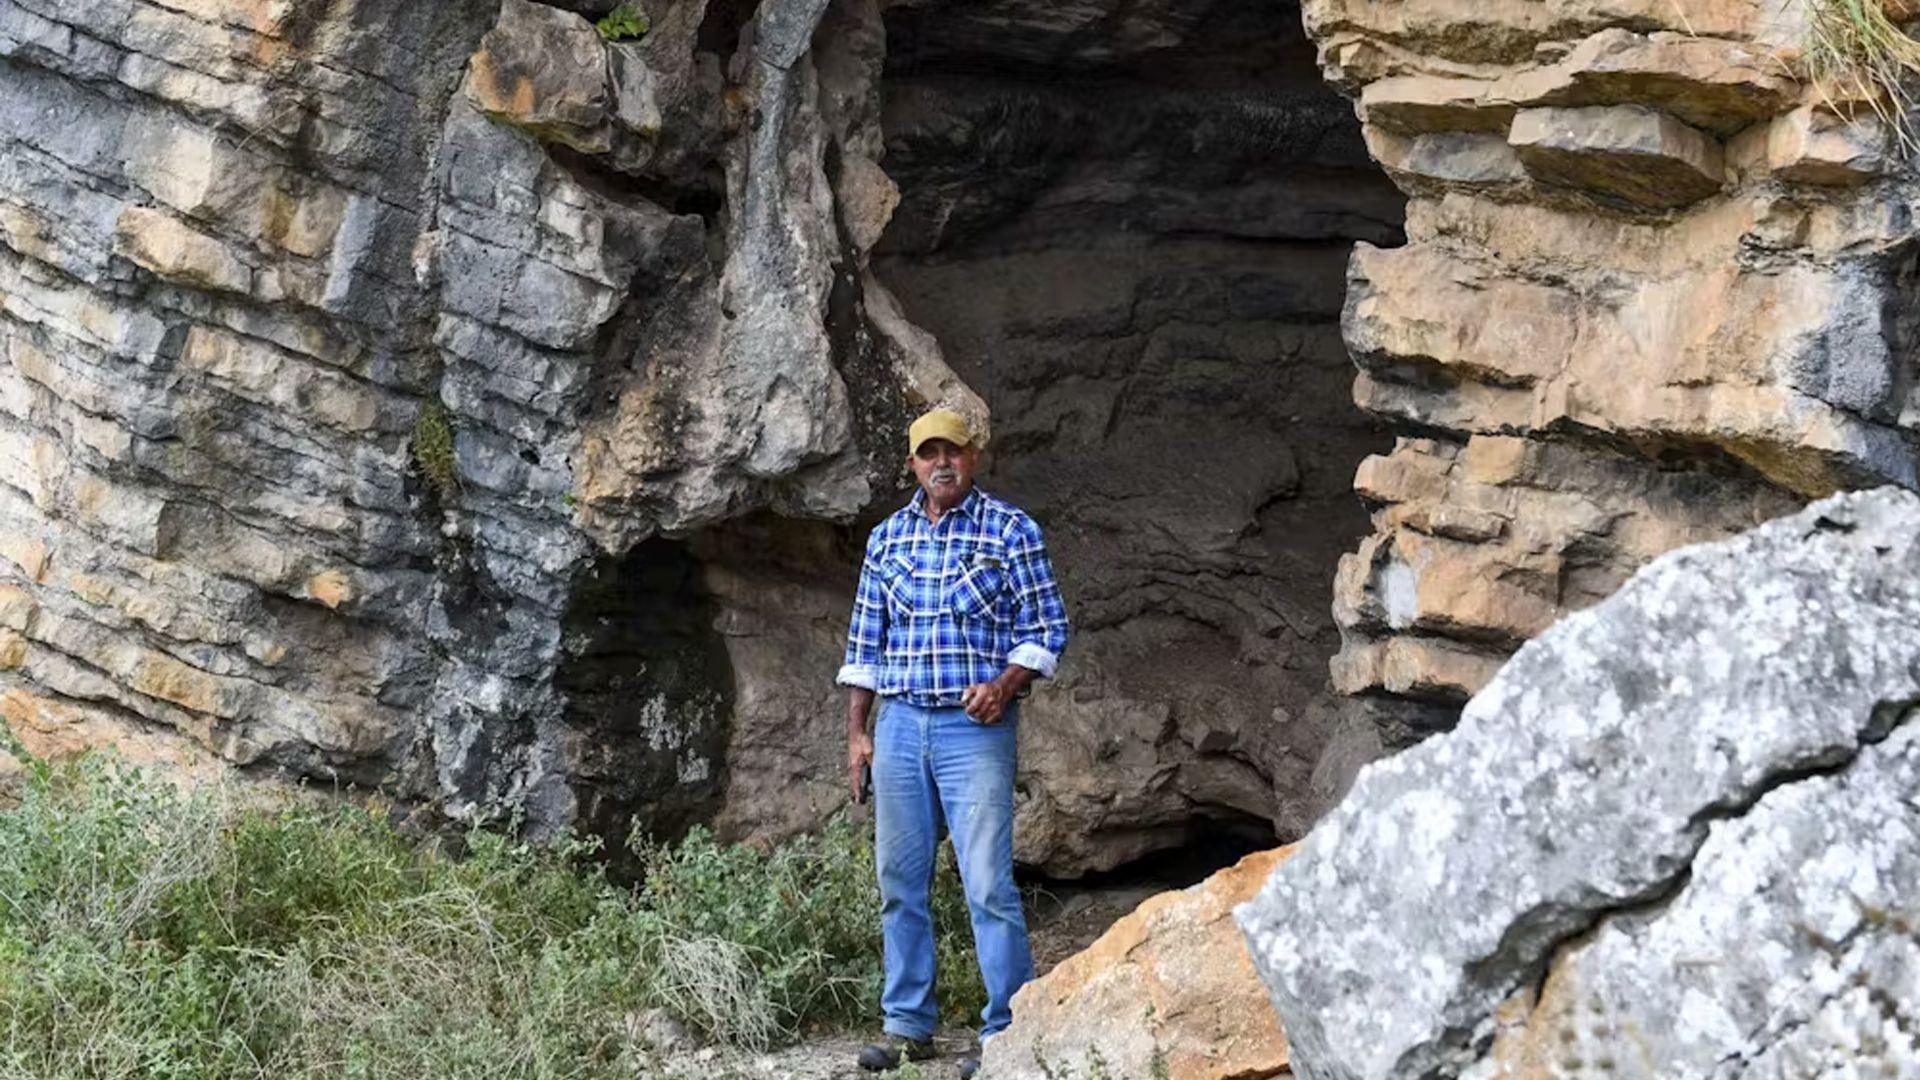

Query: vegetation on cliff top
[1803,0,1920,152]
[0,743,982,1078]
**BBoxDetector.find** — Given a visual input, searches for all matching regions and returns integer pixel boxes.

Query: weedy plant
[0,738,982,1078]
[1803,0,1920,153]
[633,821,985,1038]
[596,3,649,41]
[411,400,459,497]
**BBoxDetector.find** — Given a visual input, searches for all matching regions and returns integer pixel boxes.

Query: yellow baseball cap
[908,407,974,454]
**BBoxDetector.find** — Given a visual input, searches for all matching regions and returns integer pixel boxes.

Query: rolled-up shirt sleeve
[837,531,888,689]
[1005,516,1069,677]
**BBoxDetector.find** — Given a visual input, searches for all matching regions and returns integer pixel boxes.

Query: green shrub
[595,3,649,41]
[411,401,458,497]
[0,744,983,1078]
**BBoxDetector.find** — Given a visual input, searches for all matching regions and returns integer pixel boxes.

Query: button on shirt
[837,487,1070,707]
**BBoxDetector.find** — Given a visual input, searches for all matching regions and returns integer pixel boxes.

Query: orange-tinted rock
[463,0,612,152]
[981,846,1296,1080]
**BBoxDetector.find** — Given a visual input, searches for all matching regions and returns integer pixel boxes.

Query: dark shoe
[857,1036,937,1072]
[958,1057,981,1079]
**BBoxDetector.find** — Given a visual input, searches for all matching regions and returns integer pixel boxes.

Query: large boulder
[1237,487,1920,1079]
[985,845,1295,1080]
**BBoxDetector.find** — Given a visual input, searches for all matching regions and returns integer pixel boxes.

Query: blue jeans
[874,699,1034,1041]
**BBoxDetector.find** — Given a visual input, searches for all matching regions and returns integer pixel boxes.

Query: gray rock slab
[1237,487,1920,1079]
[1510,104,1724,208]
[1471,721,1920,1078]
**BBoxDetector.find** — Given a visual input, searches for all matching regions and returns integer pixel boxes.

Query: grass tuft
[0,740,982,1078]
[1803,0,1920,154]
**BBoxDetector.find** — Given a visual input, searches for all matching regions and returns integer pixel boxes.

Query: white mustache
[930,469,958,483]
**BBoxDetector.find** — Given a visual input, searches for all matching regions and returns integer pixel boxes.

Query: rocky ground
[651,1029,973,1080]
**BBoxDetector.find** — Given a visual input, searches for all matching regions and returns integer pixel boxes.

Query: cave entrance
[870,0,1408,877]
[556,537,735,862]
[1020,812,1278,974]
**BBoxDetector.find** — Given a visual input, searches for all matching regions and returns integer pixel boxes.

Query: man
[837,407,1070,1078]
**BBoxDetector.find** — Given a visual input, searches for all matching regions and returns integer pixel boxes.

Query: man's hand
[960,680,1010,724]
[848,730,875,804]
[963,665,1036,724]
[847,687,876,804]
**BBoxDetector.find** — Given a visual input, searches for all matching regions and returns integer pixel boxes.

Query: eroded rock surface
[0,0,974,842]
[1307,0,1920,705]
[7,0,1917,881]
[874,0,1410,873]
[0,0,488,790]
[1237,487,1920,1079]
[0,0,1419,874]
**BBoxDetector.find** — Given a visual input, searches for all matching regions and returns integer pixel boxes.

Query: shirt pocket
[948,541,1009,621]
[880,553,919,615]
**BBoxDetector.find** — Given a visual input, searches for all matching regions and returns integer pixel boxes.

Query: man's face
[909,438,978,505]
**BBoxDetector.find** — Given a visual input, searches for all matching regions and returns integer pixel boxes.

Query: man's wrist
[847,687,876,735]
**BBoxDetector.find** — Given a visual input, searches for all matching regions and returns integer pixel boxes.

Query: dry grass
[1803,0,1920,153]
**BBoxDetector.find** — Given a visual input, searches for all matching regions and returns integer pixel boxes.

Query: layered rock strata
[0,0,1418,874]
[11,0,1914,881]
[0,0,490,788]
[1305,0,1920,705]
[1238,487,1920,1079]
[0,0,977,843]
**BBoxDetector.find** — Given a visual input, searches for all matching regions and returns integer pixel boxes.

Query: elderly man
[837,407,1070,1077]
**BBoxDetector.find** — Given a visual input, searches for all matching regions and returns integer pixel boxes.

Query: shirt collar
[910,485,983,523]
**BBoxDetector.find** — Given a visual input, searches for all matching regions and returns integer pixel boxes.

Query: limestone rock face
[1330,435,1797,702]
[0,0,487,792]
[986,845,1295,1080]
[1305,0,1920,707]
[0,0,1418,874]
[1237,487,1920,1079]
[7,0,1918,879]
[0,0,974,842]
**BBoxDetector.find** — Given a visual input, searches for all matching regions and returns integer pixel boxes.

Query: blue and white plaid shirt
[837,487,1070,707]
